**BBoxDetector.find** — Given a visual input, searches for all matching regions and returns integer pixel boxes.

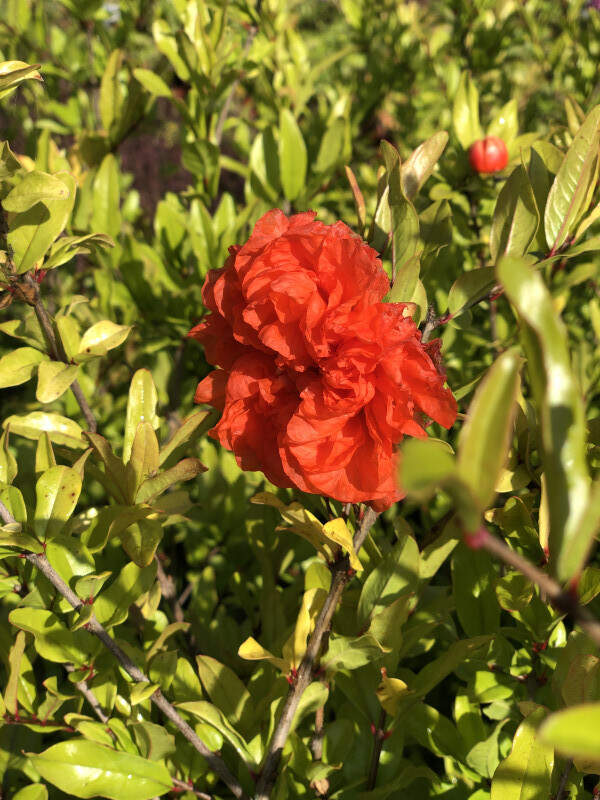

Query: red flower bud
[468,136,509,174]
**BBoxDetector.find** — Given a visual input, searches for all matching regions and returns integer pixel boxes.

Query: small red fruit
[468,136,509,174]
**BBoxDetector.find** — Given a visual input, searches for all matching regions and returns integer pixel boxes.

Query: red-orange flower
[189,209,457,510]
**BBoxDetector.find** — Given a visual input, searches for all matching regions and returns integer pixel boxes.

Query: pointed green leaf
[279,109,307,201]
[453,72,482,150]
[490,165,539,263]
[545,105,600,252]
[487,99,519,145]
[36,360,80,403]
[491,709,553,800]
[133,68,172,98]
[196,655,254,729]
[0,427,17,484]
[8,172,76,273]
[457,348,521,509]
[158,410,212,467]
[448,268,496,316]
[136,457,206,504]
[35,432,56,475]
[12,785,48,800]
[123,369,159,463]
[91,153,121,239]
[498,255,591,581]
[34,465,82,540]
[75,320,132,361]
[121,517,163,567]
[99,49,124,134]
[401,132,448,200]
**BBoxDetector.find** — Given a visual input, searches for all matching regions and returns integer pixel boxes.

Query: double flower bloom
[189,209,457,510]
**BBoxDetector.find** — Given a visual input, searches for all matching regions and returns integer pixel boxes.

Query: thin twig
[555,758,573,800]
[366,708,387,790]
[24,275,97,433]
[65,664,109,724]
[0,499,249,800]
[254,507,379,800]
[468,527,600,648]
[172,777,212,799]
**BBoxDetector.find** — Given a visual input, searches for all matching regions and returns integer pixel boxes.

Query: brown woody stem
[0,499,249,800]
[470,527,600,648]
[24,274,97,433]
[254,507,379,799]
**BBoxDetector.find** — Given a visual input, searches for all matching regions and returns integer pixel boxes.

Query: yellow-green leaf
[0,347,46,388]
[4,412,86,448]
[36,361,80,403]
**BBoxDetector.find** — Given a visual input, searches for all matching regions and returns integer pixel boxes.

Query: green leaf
[0,347,46,389]
[130,681,160,705]
[544,105,600,252]
[452,545,500,636]
[136,457,206,504]
[5,630,27,715]
[390,199,420,276]
[28,739,172,799]
[121,518,163,568]
[487,99,519,145]
[249,128,280,202]
[279,109,307,202]
[0,60,42,99]
[447,268,496,316]
[123,369,160,463]
[357,534,419,626]
[152,20,190,82]
[0,427,17,484]
[34,466,82,540]
[490,165,539,263]
[413,636,492,698]
[8,172,76,273]
[3,170,70,213]
[491,709,554,800]
[498,255,591,581]
[99,50,124,135]
[91,153,121,240]
[387,254,420,304]
[9,608,92,665]
[131,721,176,762]
[94,561,157,628]
[4,411,86,448]
[75,320,132,360]
[12,785,48,800]
[457,348,521,510]
[453,71,482,150]
[36,361,80,403]
[128,422,160,492]
[133,68,172,98]
[159,410,212,467]
[177,701,258,768]
[0,523,41,553]
[43,233,114,271]
[401,132,448,200]
[196,655,254,728]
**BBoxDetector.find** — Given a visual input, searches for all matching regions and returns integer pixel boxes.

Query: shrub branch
[469,527,600,647]
[0,498,249,800]
[254,506,379,800]
[23,274,97,433]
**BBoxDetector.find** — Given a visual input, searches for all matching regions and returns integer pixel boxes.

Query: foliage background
[1,1,600,799]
